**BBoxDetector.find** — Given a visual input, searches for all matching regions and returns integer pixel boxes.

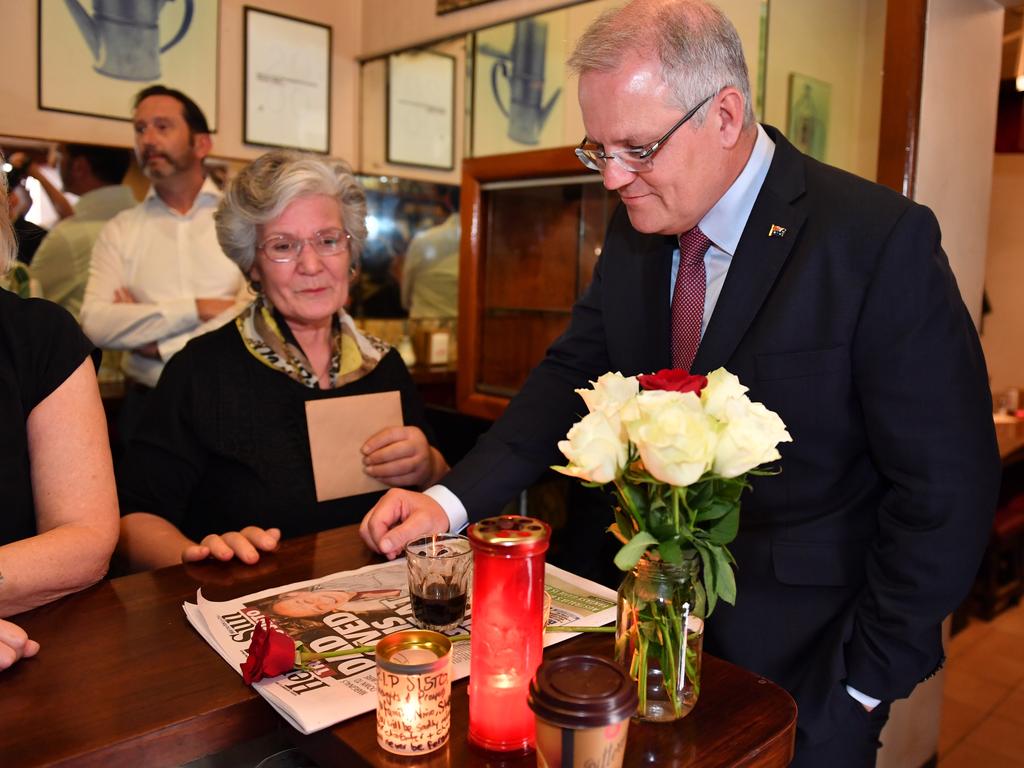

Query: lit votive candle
[375,630,452,756]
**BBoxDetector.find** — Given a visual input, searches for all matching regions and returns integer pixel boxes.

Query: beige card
[305,391,403,502]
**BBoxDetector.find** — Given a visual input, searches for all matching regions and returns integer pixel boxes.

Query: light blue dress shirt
[669,124,775,336]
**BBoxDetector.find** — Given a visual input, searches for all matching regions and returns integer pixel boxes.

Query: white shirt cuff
[424,485,468,533]
[846,685,881,710]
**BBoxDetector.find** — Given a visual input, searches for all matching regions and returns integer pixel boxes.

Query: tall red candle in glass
[467,515,551,752]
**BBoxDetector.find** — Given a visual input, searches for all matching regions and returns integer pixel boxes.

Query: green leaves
[613,506,635,540]
[694,497,733,523]
[715,548,737,606]
[690,537,737,616]
[696,542,718,616]
[611,471,742,616]
[658,538,683,565]
[704,504,739,545]
[614,531,658,570]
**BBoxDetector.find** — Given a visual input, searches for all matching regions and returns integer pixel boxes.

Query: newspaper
[184,560,617,734]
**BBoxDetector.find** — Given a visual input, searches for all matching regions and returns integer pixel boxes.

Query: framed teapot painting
[471,10,567,157]
[37,0,219,129]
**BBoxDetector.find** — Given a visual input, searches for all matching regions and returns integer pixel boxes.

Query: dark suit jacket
[444,126,1000,744]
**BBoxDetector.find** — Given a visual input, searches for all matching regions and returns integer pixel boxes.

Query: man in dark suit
[361,1,1000,764]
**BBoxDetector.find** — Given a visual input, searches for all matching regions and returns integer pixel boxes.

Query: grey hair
[214,149,368,278]
[0,154,16,275]
[568,0,755,128]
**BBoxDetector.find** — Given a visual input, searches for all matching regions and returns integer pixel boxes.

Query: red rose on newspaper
[638,369,707,395]
[241,617,296,684]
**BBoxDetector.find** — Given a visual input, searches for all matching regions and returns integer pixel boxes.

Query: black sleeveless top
[0,288,96,544]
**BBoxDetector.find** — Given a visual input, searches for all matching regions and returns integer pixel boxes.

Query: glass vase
[615,554,704,722]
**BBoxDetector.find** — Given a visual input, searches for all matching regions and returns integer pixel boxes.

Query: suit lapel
[692,127,807,374]
[638,232,676,371]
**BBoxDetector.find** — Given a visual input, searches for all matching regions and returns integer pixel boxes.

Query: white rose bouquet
[554,367,791,613]
[553,367,791,718]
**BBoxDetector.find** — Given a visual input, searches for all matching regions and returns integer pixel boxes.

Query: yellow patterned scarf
[236,297,389,389]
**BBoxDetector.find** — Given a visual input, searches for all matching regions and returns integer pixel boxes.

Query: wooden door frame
[456,147,589,420]
[876,0,929,197]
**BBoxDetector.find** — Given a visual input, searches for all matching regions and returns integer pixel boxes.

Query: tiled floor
[938,600,1024,766]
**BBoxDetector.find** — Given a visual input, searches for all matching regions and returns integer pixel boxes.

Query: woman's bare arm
[0,358,119,617]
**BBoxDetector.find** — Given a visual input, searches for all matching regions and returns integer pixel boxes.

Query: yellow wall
[359,37,467,185]
[357,0,765,183]
[982,153,1024,391]
[9,0,867,182]
[2,0,362,163]
[360,0,581,59]
[763,0,885,181]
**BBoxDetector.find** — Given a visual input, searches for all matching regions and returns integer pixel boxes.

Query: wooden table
[0,526,796,768]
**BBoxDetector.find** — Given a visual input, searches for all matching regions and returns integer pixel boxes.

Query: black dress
[0,288,97,545]
[118,320,436,542]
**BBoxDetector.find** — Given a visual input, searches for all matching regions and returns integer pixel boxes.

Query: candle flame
[400,697,419,726]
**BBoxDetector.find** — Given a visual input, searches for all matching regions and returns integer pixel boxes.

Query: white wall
[914,0,1003,328]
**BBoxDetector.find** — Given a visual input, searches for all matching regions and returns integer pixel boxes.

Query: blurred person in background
[80,85,246,448]
[31,144,136,319]
[401,188,460,320]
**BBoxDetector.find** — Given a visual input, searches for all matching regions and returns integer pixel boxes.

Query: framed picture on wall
[37,0,219,127]
[471,12,566,157]
[387,50,455,170]
[244,7,331,153]
[787,73,831,162]
[437,0,500,14]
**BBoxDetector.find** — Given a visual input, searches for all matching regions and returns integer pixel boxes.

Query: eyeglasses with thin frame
[258,228,351,264]
[575,93,715,174]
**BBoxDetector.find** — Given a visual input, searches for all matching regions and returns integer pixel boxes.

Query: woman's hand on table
[362,426,448,489]
[183,527,282,566]
[0,619,40,671]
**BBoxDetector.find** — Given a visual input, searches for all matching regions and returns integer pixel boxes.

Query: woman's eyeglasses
[258,229,350,263]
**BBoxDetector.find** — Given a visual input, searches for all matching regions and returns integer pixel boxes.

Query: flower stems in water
[618,598,700,719]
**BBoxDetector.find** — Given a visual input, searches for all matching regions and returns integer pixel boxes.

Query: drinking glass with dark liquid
[405,534,472,632]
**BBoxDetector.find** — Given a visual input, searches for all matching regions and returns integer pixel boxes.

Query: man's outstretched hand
[359,489,450,559]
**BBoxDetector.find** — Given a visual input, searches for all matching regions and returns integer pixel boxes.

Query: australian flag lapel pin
[768,224,787,238]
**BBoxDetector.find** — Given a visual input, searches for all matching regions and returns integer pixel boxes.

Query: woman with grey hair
[0,158,119,669]
[117,150,447,571]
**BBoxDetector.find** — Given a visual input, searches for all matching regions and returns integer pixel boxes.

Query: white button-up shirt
[81,178,247,387]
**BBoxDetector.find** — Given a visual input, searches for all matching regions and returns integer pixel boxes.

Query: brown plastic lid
[528,655,638,728]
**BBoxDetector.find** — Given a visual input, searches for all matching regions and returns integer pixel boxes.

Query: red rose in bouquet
[240,617,296,684]
[638,369,707,395]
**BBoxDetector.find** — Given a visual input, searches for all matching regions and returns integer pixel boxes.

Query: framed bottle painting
[787,73,831,162]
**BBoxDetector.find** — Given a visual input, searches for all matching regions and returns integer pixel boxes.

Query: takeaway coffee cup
[528,655,637,768]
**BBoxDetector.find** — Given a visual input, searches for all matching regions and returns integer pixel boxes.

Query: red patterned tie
[670,227,711,371]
